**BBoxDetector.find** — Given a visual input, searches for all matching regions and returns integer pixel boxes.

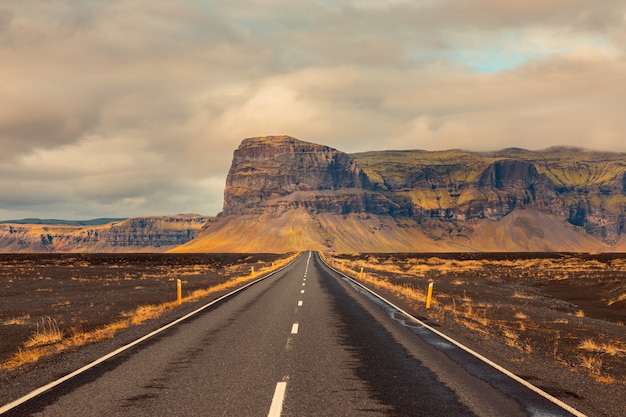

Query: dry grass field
[323,252,626,386]
[0,253,296,371]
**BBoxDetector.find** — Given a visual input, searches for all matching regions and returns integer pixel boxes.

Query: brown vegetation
[323,252,626,385]
[0,253,297,371]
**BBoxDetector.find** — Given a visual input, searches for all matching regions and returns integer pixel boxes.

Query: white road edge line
[320,255,588,417]
[291,323,299,334]
[268,381,287,417]
[298,300,303,306]
[0,255,302,415]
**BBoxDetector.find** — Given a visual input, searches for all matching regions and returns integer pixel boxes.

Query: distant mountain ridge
[0,215,211,253]
[0,218,126,226]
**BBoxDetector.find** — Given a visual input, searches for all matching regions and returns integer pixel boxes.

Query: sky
[1,1,626,219]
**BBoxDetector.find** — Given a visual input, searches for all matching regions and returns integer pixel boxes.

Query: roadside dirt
[0,253,286,366]
[326,252,626,417]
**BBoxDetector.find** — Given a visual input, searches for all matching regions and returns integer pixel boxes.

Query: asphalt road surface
[2,252,585,416]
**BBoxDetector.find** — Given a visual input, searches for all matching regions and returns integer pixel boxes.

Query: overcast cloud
[1,0,625,219]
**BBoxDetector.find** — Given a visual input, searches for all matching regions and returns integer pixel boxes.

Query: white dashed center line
[268,254,313,416]
[268,381,287,417]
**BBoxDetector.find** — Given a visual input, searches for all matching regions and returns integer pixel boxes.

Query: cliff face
[0,215,211,253]
[215,137,626,250]
[223,136,413,216]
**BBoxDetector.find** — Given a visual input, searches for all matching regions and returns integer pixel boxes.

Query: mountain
[0,215,211,253]
[4,135,625,253]
[174,136,625,253]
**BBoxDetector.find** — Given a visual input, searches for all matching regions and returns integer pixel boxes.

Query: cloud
[0,0,625,218]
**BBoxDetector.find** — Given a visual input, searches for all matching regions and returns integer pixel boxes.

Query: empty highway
[1,252,585,416]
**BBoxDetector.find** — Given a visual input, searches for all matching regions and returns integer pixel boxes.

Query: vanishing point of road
[1,252,585,416]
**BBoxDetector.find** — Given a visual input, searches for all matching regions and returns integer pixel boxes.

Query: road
[1,252,584,416]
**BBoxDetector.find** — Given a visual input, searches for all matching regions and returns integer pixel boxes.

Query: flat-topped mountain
[176,135,626,252]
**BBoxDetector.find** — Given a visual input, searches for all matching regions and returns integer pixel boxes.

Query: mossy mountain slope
[352,146,626,244]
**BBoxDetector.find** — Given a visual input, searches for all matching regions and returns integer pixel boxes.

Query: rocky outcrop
[223,136,413,216]
[0,215,211,253]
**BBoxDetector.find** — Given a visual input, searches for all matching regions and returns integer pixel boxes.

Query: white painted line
[300,290,305,293]
[291,323,299,334]
[319,256,589,417]
[268,381,287,417]
[305,250,311,272]
[0,255,303,415]
[298,300,303,306]
[302,283,305,286]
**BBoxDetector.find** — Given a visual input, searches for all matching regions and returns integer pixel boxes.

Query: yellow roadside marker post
[251,266,255,278]
[426,281,434,309]
[359,267,364,279]
[177,279,182,305]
